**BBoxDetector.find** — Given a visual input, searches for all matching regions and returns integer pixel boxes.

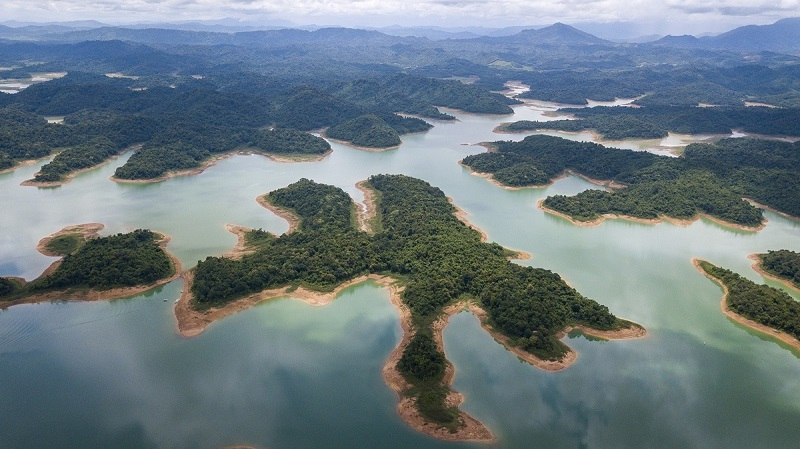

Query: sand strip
[355,181,379,234]
[4,227,182,308]
[692,258,800,352]
[748,253,800,294]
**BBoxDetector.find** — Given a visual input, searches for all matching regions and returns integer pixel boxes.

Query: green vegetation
[326,113,431,148]
[758,250,800,288]
[697,260,800,341]
[31,230,173,291]
[43,234,85,256]
[190,175,632,428]
[503,105,800,140]
[1,229,175,301]
[250,128,331,155]
[31,137,120,183]
[462,135,800,227]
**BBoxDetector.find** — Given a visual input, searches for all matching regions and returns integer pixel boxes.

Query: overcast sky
[4,1,800,36]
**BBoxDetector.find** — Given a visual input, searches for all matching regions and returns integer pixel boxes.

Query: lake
[1,100,799,449]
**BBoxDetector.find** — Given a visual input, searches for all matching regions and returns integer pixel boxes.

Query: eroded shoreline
[692,258,800,352]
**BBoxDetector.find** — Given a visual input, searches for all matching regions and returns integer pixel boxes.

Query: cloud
[2,0,797,33]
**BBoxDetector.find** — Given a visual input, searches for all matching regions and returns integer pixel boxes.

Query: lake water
[1,102,800,449]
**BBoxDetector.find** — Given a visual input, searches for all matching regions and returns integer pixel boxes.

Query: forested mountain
[654,18,800,54]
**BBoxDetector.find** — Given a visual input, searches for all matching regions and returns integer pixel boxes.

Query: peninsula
[462,135,800,230]
[693,258,800,352]
[176,175,645,439]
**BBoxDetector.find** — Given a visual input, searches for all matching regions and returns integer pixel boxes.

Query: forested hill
[190,175,638,429]
[462,135,800,227]
[0,70,514,180]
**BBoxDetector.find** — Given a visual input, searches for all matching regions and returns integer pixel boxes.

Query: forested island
[0,71,515,183]
[462,135,800,229]
[694,258,800,351]
[751,250,800,292]
[0,225,180,305]
[500,105,800,140]
[177,175,644,438]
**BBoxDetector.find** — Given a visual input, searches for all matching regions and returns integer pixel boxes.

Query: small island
[693,258,800,352]
[462,135,800,230]
[325,113,432,150]
[0,225,181,306]
[176,175,645,440]
[750,250,800,293]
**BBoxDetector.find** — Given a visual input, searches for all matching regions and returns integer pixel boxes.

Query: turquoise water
[1,102,799,448]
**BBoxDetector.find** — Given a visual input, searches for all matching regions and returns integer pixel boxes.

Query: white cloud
[2,0,797,34]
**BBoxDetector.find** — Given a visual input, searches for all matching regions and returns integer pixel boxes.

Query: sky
[3,0,800,37]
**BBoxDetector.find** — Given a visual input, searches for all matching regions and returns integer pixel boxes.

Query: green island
[0,225,180,305]
[751,250,800,291]
[1,72,514,182]
[694,258,800,351]
[500,105,800,140]
[462,135,800,229]
[177,175,644,439]
[326,113,432,149]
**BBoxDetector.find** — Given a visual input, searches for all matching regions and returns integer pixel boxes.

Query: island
[750,250,800,292]
[693,258,800,352]
[462,135,800,229]
[325,113,432,150]
[175,175,645,440]
[498,105,800,140]
[0,224,181,306]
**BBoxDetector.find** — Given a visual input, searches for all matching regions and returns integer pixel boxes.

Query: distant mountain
[487,23,610,45]
[654,18,800,54]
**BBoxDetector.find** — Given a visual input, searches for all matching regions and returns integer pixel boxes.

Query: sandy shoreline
[22,145,141,188]
[324,135,400,152]
[692,258,800,352]
[449,197,532,261]
[257,195,301,234]
[3,225,182,308]
[538,198,766,232]
[355,180,379,234]
[748,253,800,294]
[111,148,331,184]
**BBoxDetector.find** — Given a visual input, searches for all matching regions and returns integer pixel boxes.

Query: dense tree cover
[326,113,431,148]
[1,230,175,296]
[758,250,800,288]
[698,260,800,341]
[31,137,119,183]
[504,105,800,140]
[191,175,630,426]
[462,135,800,226]
[250,128,331,155]
[0,277,20,298]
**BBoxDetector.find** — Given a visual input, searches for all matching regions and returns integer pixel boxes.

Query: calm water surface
[1,103,799,449]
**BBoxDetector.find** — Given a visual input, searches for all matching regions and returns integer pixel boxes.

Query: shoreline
[449,197,532,261]
[111,148,332,184]
[21,145,141,188]
[538,198,766,232]
[324,135,400,152]
[692,258,800,352]
[256,195,301,234]
[744,198,800,223]
[748,253,800,294]
[3,226,182,308]
[355,180,379,234]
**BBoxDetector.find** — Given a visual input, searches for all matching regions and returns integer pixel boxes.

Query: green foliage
[43,234,84,256]
[32,137,119,182]
[699,260,800,341]
[250,128,330,155]
[461,135,795,227]
[30,230,173,291]
[505,105,800,140]
[190,174,629,426]
[759,250,800,288]
[327,114,402,148]
[0,278,20,298]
